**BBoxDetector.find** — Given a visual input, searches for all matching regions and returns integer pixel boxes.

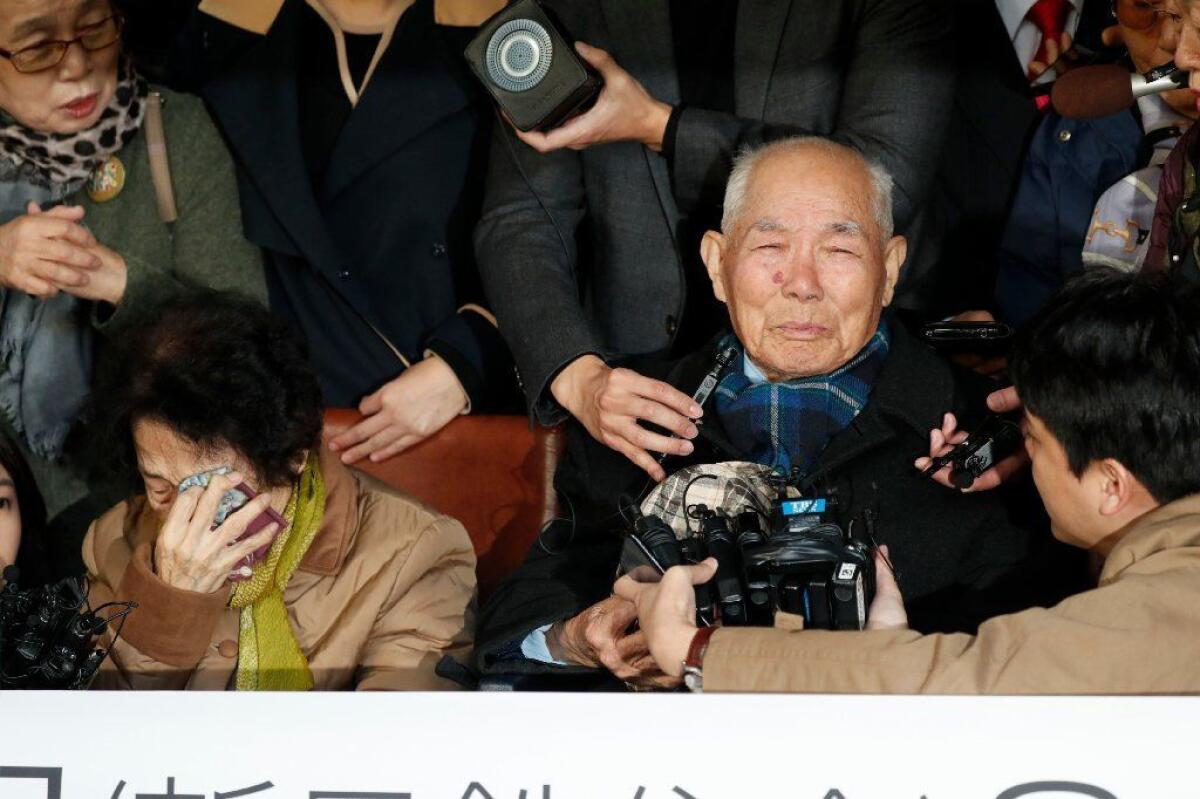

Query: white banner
[0,692,1196,799]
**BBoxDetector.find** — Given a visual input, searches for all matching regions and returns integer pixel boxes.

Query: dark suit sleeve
[425,307,518,414]
[668,0,953,230]
[471,520,623,676]
[473,116,604,426]
[472,418,650,676]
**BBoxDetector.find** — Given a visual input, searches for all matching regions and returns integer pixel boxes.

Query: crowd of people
[0,0,1198,692]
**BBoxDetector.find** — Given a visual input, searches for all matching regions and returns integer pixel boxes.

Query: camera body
[465,0,602,132]
[620,487,877,631]
[922,414,1024,490]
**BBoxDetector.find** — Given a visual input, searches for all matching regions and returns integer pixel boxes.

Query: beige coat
[705,494,1200,694]
[83,447,475,690]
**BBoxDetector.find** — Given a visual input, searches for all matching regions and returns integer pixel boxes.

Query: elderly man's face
[701,148,905,381]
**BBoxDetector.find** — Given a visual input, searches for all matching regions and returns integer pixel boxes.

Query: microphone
[1052,61,1189,119]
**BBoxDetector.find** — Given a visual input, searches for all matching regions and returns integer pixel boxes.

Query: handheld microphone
[1051,61,1189,119]
[654,345,737,466]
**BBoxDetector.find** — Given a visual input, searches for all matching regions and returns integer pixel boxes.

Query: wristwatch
[682,626,717,693]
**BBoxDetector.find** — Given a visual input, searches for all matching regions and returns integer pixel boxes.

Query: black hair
[96,292,324,488]
[1010,268,1200,504]
[0,430,49,587]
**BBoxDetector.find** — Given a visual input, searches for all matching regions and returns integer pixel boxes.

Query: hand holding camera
[620,480,881,632]
[154,471,281,594]
[614,548,906,681]
[466,0,670,150]
[510,41,672,154]
[915,387,1029,492]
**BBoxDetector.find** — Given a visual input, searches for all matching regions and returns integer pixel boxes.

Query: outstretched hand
[552,355,701,482]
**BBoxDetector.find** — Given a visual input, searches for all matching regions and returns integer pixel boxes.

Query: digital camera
[464,0,603,132]
[922,414,1024,490]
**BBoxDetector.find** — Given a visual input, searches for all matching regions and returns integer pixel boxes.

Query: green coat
[78,85,266,334]
[13,86,265,522]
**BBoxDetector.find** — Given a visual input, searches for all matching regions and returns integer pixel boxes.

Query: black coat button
[431,242,447,257]
[665,315,678,335]
[338,270,351,280]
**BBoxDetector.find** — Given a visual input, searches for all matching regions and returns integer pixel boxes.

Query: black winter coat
[474,322,1083,678]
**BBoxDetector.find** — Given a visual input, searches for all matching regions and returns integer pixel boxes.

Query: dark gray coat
[475,0,954,423]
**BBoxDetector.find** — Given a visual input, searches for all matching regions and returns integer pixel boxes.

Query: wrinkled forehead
[132,419,242,485]
[739,154,878,239]
[0,0,109,38]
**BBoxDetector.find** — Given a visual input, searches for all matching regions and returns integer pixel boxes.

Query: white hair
[720,136,896,241]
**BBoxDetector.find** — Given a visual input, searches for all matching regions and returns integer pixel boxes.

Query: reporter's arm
[700,596,1148,695]
[473,119,598,425]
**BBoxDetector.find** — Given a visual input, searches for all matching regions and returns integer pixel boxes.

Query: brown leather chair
[322,411,563,601]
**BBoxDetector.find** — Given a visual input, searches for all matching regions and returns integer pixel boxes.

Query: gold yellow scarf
[228,455,325,691]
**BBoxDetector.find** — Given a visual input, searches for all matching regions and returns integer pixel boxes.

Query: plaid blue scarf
[712,322,891,478]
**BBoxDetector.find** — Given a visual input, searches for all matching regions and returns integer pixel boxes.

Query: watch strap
[685,625,717,670]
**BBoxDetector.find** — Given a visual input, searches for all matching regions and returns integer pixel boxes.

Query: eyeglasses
[0,14,122,74]
[1115,0,1184,31]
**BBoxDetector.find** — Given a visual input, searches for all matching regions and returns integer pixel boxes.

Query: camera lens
[486,19,554,93]
[950,466,976,490]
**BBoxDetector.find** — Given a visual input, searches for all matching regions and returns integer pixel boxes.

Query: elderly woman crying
[0,0,264,526]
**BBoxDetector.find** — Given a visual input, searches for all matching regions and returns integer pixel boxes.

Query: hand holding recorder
[915,387,1030,492]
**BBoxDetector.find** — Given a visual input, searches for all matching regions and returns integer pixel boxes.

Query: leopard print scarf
[0,58,148,193]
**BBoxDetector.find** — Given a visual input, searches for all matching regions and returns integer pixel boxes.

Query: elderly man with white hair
[472,137,1076,689]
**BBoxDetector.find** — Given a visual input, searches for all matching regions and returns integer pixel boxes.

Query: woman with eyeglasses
[994,0,1196,325]
[0,0,264,525]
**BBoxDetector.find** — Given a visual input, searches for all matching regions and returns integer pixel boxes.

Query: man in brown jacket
[618,269,1200,694]
[83,294,475,690]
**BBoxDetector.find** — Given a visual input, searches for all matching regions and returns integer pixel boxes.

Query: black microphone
[0,572,134,689]
[1052,61,1189,119]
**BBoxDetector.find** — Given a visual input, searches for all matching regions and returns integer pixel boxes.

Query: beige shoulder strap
[306,0,412,106]
[144,92,178,224]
